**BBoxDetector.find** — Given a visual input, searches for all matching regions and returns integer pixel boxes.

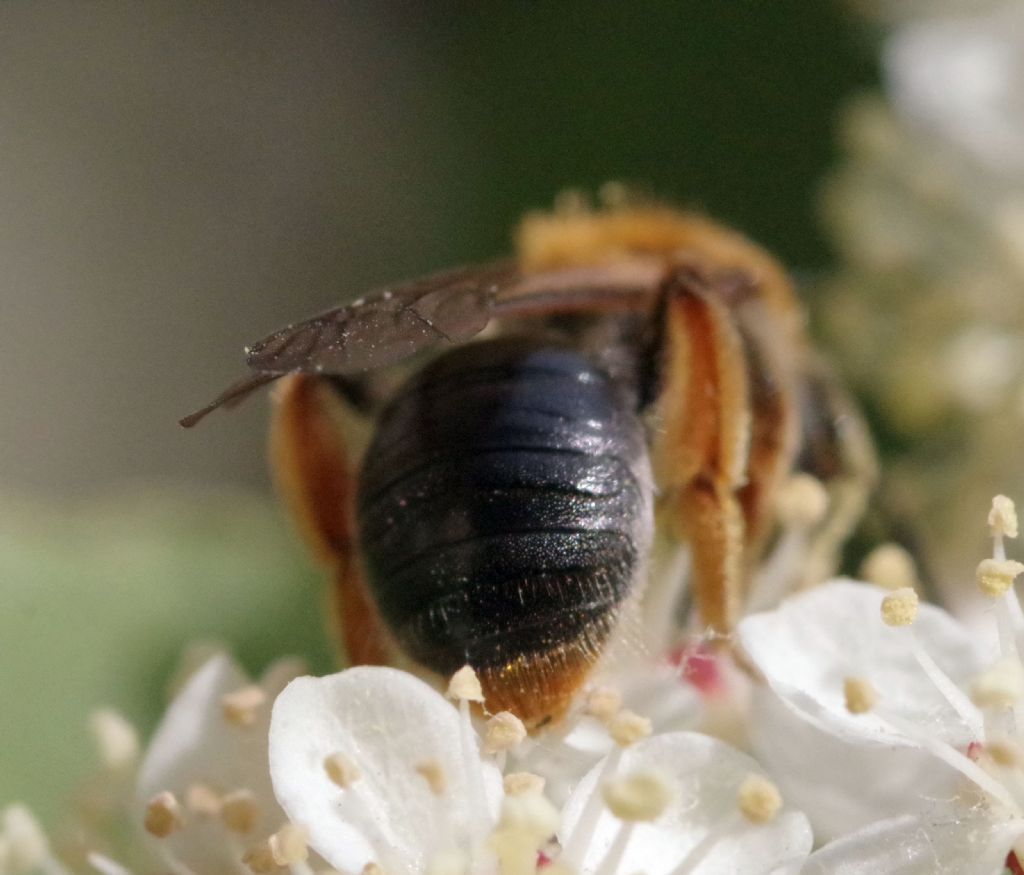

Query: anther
[447,665,485,703]
[185,783,222,816]
[221,790,260,834]
[221,685,267,727]
[976,558,1024,598]
[737,774,782,824]
[970,657,1024,708]
[990,495,1019,539]
[584,686,622,723]
[268,823,309,867]
[503,772,546,797]
[324,752,361,788]
[87,708,139,771]
[775,473,829,528]
[860,544,919,591]
[608,709,652,747]
[144,791,184,838]
[602,772,672,822]
[844,677,878,714]
[416,760,447,796]
[362,863,385,875]
[484,712,527,754]
[880,587,919,626]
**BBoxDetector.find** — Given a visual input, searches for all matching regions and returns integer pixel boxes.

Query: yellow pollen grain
[880,587,919,626]
[269,823,309,867]
[860,543,919,591]
[602,772,672,822]
[970,657,1024,708]
[447,665,485,703]
[324,752,361,788]
[416,760,447,795]
[608,709,652,747]
[844,676,879,714]
[221,790,260,834]
[503,772,546,797]
[584,686,622,723]
[484,711,527,753]
[976,558,1024,598]
[737,774,782,824]
[775,473,829,528]
[221,685,267,728]
[990,495,1019,539]
[185,783,222,817]
[144,791,184,838]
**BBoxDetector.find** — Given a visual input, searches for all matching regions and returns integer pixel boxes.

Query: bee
[182,196,873,728]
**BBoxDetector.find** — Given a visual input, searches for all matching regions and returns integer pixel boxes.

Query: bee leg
[270,374,391,666]
[649,279,753,636]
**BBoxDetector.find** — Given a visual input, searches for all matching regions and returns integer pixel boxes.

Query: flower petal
[268,666,502,875]
[559,731,811,875]
[749,687,958,842]
[738,580,983,748]
[803,807,1024,875]
[137,653,281,875]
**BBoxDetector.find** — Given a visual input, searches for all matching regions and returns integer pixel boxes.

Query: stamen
[268,824,309,867]
[361,863,385,875]
[221,790,260,834]
[86,852,134,875]
[990,495,1019,540]
[602,772,672,822]
[584,687,622,724]
[484,712,527,755]
[222,685,267,728]
[976,559,1024,599]
[87,709,139,771]
[143,792,184,838]
[971,658,1024,709]
[185,783,223,816]
[908,634,985,740]
[775,473,829,529]
[608,710,652,747]
[491,795,560,875]
[880,587,918,627]
[860,543,919,591]
[559,748,623,868]
[447,665,485,703]
[880,711,1017,813]
[503,772,546,797]
[843,677,878,714]
[736,774,782,824]
[415,760,447,796]
[323,752,361,788]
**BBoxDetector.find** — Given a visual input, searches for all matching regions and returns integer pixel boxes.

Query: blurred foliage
[0,490,333,822]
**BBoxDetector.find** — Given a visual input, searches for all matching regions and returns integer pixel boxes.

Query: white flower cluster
[6,495,1024,875]
[819,0,1024,590]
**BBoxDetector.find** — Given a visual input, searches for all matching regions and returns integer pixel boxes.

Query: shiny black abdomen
[356,337,651,675]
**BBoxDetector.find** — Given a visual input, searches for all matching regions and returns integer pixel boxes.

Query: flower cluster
[5,494,1024,875]
[818,0,1024,592]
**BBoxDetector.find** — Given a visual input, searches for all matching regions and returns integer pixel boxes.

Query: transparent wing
[181,258,666,427]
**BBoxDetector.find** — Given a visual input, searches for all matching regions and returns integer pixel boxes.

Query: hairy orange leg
[652,281,753,634]
[270,375,391,666]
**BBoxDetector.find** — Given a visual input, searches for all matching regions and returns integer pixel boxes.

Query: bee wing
[181,258,665,427]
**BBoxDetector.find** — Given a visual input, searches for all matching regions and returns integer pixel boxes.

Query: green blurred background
[0,3,875,819]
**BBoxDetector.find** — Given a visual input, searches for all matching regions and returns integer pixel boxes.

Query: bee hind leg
[270,374,391,666]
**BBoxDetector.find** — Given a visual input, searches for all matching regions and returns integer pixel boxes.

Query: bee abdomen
[356,338,652,679]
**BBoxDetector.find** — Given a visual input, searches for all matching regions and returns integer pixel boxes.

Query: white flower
[737,500,1024,867]
[137,653,303,875]
[268,665,811,875]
